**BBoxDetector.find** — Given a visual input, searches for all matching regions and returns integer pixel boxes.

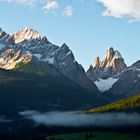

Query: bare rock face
[94,56,100,69]
[51,43,98,92]
[104,60,140,101]
[0,28,14,51]
[87,47,127,81]
[0,49,32,70]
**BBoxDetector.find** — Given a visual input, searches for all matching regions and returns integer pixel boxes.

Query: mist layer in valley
[19,111,140,127]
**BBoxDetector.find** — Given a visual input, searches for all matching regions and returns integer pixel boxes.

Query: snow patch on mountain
[45,57,54,64]
[67,50,72,56]
[0,44,5,50]
[95,78,118,92]
[33,54,42,60]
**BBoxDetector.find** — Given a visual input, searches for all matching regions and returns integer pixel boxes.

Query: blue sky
[0,0,140,70]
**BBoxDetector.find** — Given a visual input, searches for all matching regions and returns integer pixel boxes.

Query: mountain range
[0,27,140,112]
[0,27,140,137]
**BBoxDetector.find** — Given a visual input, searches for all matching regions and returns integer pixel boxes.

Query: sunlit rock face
[94,56,100,69]
[13,27,44,44]
[0,49,32,70]
[87,47,127,81]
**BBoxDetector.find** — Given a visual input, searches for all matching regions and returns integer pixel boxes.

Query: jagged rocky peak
[61,43,70,51]
[0,28,14,48]
[13,27,46,43]
[104,47,115,60]
[87,47,127,81]
[92,48,123,69]
[92,47,125,70]
[100,47,122,68]
[0,27,7,36]
[93,56,100,68]
[0,27,2,32]
[60,43,73,56]
[105,47,118,58]
[97,47,126,70]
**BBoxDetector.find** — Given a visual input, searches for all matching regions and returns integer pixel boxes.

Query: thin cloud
[0,0,36,6]
[98,0,140,20]
[43,0,59,12]
[63,6,74,16]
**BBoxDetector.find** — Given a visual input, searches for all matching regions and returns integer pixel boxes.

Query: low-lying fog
[19,111,140,127]
[0,116,12,123]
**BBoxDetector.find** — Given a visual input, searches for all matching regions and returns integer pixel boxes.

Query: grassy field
[46,131,140,140]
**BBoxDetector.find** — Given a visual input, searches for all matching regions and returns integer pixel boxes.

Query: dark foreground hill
[0,60,106,115]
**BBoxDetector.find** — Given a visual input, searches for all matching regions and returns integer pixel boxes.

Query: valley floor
[47,131,140,140]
